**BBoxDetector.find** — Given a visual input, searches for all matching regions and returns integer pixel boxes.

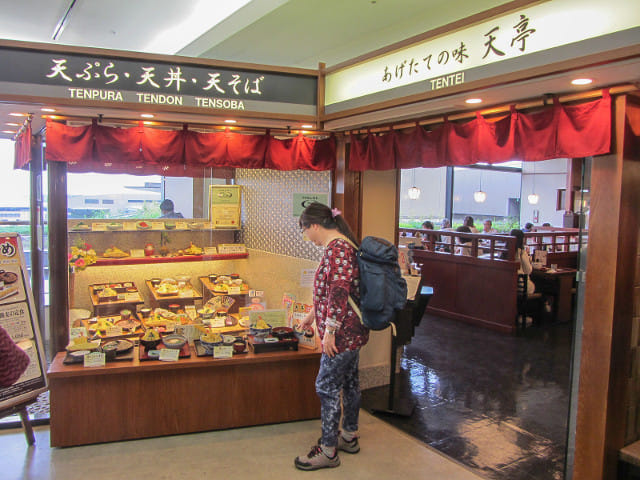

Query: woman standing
[294,202,369,471]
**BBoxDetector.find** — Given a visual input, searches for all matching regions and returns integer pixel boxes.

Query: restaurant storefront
[0,0,639,477]
[319,1,639,479]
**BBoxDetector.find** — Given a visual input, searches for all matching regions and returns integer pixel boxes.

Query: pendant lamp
[408,169,421,200]
[473,171,486,203]
[528,162,539,205]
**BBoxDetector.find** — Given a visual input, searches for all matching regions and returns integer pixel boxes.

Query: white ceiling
[0,0,638,140]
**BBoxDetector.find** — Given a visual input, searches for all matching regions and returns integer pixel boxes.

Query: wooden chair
[516,274,543,331]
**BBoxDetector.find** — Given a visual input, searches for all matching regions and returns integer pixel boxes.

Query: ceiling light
[301,124,314,129]
[41,107,56,112]
[571,78,593,86]
[2,130,17,134]
[5,123,20,127]
[473,190,487,203]
[408,186,421,200]
[408,169,421,200]
[9,112,27,117]
[465,98,482,104]
[140,113,154,118]
[527,193,540,205]
[224,119,237,124]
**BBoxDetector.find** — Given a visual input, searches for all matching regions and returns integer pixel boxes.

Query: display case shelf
[93,253,248,267]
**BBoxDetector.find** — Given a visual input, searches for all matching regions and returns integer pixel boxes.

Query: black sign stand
[368,285,433,417]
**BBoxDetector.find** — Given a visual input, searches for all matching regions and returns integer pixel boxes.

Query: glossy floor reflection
[362,314,572,480]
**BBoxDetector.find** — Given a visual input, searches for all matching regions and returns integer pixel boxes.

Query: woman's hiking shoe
[316,433,361,454]
[294,445,340,470]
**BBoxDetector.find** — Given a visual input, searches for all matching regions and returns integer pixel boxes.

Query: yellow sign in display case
[209,185,241,229]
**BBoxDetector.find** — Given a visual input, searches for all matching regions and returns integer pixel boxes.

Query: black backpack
[347,236,408,330]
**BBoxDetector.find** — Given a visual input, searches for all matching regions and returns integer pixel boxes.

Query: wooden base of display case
[47,346,321,447]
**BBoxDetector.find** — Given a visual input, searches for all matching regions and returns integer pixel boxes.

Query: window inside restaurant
[400,159,571,233]
[66,170,229,220]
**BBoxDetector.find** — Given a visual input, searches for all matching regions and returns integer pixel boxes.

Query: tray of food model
[247,323,298,353]
[200,274,249,295]
[146,276,202,302]
[89,282,144,310]
[63,336,136,364]
[194,329,248,357]
[76,310,143,340]
[138,328,191,360]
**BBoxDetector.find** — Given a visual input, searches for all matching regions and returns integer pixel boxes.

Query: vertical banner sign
[0,234,48,409]
[209,185,241,228]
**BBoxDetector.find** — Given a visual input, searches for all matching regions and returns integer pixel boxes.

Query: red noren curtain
[13,123,32,170]
[41,120,336,175]
[351,91,612,170]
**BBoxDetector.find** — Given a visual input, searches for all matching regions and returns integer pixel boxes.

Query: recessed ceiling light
[301,124,314,129]
[143,121,153,125]
[41,107,56,112]
[224,119,237,124]
[571,78,593,86]
[465,98,482,104]
[2,130,16,134]
[140,113,154,118]
[5,123,19,127]
[9,112,27,117]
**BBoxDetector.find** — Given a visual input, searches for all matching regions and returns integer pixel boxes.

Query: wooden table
[531,268,577,322]
[47,345,321,447]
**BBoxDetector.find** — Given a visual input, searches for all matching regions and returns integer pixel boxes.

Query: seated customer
[464,216,479,233]
[455,226,473,256]
[438,219,453,252]
[482,220,497,234]
[510,229,535,294]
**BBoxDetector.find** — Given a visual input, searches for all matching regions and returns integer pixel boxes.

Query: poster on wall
[292,193,329,217]
[0,234,48,409]
[209,185,241,228]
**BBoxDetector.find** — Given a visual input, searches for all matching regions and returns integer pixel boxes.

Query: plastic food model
[183,242,203,255]
[66,335,100,352]
[156,283,179,295]
[90,318,115,333]
[140,328,161,350]
[98,287,118,299]
[103,246,129,258]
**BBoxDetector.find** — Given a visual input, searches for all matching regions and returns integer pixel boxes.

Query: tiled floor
[0,410,485,480]
[362,314,572,480]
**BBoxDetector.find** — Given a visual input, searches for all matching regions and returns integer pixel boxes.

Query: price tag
[204,246,217,255]
[176,222,188,230]
[213,346,233,358]
[130,249,145,258]
[211,316,225,328]
[84,352,105,367]
[69,327,88,339]
[151,222,165,230]
[124,292,141,301]
[124,222,136,231]
[106,327,123,336]
[249,290,264,298]
[227,286,241,295]
[92,223,107,232]
[159,348,180,362]
[217,244,247,254]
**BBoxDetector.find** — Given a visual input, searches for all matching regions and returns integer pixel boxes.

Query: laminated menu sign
[209,185,241,228]
[0,234,48,409]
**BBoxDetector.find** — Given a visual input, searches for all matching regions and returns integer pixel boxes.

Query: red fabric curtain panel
[184,129,267,169]
[350,130,396,170]
[45,120,94,164]
[93,121,143,165]
[13,123,32,170]
[265,133,336,171]
[350,92,612,170]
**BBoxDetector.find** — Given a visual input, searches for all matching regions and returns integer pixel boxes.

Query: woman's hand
[297,308,315,330]
[322,330,338,357]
